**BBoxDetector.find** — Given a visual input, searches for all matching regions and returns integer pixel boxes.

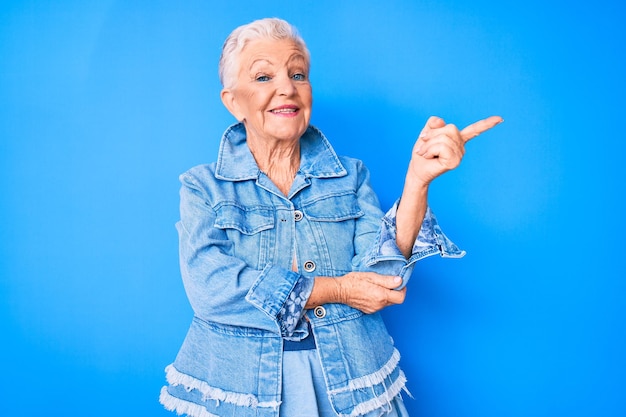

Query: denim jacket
[160,123,465,417]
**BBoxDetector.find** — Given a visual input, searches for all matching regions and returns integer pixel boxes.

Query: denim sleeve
[275,276,314,341]
[358,199,466,289]
[177,173,311,338]
[349,161,465,289]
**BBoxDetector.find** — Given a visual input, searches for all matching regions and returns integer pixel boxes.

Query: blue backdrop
[1,1,624,416]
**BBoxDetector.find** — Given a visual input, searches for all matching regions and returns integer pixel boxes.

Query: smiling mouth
[270,106,299,114]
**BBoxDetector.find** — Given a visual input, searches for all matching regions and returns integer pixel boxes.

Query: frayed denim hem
[160,387,220,417]
[328,349,411,417]
[344,377,409,417]
[160,364,281,416]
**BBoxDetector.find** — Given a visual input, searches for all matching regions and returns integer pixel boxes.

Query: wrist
[404,170,431,193]
[307,277,344,308]
[332,277,344,304]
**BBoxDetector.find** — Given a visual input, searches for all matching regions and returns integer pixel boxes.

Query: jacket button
[303,260,316,272]
[313,306,326,318]
[294,210,303,221]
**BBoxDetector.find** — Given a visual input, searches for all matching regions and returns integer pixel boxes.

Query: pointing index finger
[460,116,504,143]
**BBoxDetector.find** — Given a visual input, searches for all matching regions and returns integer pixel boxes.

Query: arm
[177,171,311,337]
[305,115,504,312]
[302,159,406,312]
[305,273,404,313]
[397,115,504,257]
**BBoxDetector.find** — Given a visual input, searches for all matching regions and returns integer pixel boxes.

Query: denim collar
[215,123,347,181]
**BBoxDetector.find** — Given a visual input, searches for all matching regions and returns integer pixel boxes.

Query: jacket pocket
[213,203,275,268]
[213,203,275,235]
[302,191,364,222]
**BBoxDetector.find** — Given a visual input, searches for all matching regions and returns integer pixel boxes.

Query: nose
[276,74,297,96]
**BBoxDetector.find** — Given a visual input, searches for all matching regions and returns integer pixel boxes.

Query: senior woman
[160,17,502,417]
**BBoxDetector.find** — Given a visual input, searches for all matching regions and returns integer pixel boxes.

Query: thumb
[377,274,403,289]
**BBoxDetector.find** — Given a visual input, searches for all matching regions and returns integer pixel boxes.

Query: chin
[271,124,308,141]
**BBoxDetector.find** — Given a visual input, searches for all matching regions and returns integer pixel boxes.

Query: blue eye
[292,73,306,81]
[256,75,271,82]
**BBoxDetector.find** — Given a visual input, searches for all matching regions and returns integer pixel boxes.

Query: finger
[419,116,446,139]
[364,273,403,289]
[415,116,446,153]
[419,142,463,169]
[460,115,503,143]
[417,133,464,159]
[387,287,406,305]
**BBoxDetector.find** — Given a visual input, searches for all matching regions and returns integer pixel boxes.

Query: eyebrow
[249,53,307,69]
[249,58,272,69]
[287,54,307,65]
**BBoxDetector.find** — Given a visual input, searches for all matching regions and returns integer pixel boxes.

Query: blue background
[1,1,624,416]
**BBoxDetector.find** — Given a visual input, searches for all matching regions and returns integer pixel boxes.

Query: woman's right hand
[307,273,407,314]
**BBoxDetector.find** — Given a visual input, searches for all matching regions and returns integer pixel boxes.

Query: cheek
[238,94,264,119]
[300,86,313,107]
[243,91,257,104]
[249,92,273,113]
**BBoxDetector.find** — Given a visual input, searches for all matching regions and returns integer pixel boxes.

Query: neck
[247,135,300,196]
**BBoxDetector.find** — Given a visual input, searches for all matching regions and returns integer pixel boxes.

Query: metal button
[313,306,326,318]
[294,210,303,222]
[303,260,316,272]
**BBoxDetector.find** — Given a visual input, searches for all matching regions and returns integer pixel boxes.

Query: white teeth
[271,108,296,113]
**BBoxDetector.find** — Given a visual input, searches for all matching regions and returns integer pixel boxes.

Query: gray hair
[218,18,310,89]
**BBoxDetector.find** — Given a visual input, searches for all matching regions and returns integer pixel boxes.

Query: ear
[221,89,244,122]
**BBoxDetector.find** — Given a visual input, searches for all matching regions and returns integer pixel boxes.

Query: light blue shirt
[160,123,464,417]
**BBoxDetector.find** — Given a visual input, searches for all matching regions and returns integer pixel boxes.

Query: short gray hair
[219,18,310,89]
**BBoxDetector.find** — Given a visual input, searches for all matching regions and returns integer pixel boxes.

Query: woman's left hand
[408,115,503,187]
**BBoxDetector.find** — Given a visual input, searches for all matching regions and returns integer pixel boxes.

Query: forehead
[239,38,308,68]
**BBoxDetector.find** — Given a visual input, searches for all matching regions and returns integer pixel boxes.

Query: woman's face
[221,38,312,144]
